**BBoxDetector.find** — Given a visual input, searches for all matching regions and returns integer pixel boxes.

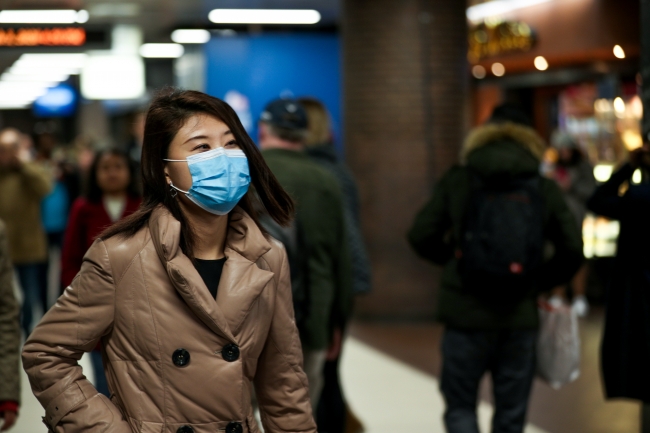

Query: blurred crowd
[0,93,649,433]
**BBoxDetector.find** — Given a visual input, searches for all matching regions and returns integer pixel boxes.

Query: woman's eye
[226,140,238,147]
[193,144,210,151]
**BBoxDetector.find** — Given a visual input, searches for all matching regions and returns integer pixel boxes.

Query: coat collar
[149,206,274,341]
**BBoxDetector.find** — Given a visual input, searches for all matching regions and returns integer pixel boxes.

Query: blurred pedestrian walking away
[0,128,52,337]
[299,96,368,433]
[587,144,650,428]
[549,131,596,316]
[408,105,583,433]
[61,148,141,397]
[259,98,353,413]
[22,89,316,433]
[0,219,20,431]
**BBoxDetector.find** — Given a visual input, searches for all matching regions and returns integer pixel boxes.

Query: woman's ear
[163,164,171,185]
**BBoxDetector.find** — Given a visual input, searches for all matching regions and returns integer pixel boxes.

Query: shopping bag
[536,301,581,389]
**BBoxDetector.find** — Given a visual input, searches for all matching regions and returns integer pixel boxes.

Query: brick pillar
[343,0,468,319]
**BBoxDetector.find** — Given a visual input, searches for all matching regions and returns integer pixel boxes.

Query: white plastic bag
[536,301,581,389]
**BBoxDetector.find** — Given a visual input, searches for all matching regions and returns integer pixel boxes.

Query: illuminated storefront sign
[468,21,536,62]
[0,27,85,47]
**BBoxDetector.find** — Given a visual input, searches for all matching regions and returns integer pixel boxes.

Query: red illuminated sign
[0,27,86,47]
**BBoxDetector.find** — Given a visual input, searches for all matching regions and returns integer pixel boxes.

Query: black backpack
[458,171,545,296]
[258,214,310,332]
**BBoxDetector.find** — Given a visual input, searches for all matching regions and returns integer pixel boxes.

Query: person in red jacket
[61,148,140,396]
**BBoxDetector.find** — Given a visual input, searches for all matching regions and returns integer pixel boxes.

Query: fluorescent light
[534,56,549,71]
[0,9,89,24]
[491,62,506,77]
[472,65,486,79]
[76,10,89,23]
[209,9,321,25]
[139,43,184,58]
[81,54,145,100]
[171,29,211,44]
[613,45,626,59]
[0,103,31,110]
[14,53,87,71]
[1,72,69,82]
[467,0,552,22]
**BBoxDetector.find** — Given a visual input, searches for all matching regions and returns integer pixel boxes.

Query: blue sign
[33,83,77,117]
[205,33,342,151]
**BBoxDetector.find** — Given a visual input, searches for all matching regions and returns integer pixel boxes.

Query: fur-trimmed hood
[460,122,546,178]
[461,122,546,163]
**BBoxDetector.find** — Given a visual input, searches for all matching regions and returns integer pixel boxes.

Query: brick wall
[342,0,468,319]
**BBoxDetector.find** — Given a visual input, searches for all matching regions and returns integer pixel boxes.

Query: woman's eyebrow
[223,130,233,137]
[183,134,209,144]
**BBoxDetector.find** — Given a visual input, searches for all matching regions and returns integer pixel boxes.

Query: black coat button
[222,344,240,362]
[172,349,190,367]
[226,422,243,433]
[177,426,194,433]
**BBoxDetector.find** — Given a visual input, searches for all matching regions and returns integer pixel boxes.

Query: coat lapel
[149,206,273,341]
[216,247,273,334]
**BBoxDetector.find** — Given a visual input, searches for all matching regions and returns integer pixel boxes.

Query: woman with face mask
[22,89,315,433]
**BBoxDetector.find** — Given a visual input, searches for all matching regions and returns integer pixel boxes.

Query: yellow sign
[468,21,535,62]
[0,27,86,47]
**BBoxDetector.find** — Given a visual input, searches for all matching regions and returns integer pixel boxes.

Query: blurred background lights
[171,29,211,44]
[139,43,184,58]
[0,9,88,24]
[472,65,486,79]
[613,45,626,59]
[491,62,506,77]
[208,9,321,25]
[594,164,614,183]
[613,96,626,114]
[466,0,552,22]
[534,56,549,71]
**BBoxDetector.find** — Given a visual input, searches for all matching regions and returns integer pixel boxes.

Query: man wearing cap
[259,99,353,413]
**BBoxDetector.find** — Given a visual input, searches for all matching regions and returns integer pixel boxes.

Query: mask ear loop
[169,181,188,198]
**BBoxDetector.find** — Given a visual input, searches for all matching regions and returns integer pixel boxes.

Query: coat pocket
[140,421,164,433]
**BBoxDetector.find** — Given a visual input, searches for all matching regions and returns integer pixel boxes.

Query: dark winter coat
[587,163,650,402]
[408,122,584,330]
[262,149,353,350]
[305,144,372,295]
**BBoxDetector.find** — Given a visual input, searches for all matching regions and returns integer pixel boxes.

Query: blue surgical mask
[164,147,251,215]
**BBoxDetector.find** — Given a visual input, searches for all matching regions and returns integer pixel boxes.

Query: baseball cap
[260,99,308,131]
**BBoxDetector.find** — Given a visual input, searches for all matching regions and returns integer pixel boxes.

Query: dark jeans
[316,358,346,433]
[15,263,48,337]
[440,328,537,433]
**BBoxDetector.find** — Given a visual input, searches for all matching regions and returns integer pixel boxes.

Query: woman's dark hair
[85,148,140,203]
[101,88,295,258]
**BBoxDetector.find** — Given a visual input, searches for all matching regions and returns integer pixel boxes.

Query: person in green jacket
[258,99,353,412]
[408,105,583,433]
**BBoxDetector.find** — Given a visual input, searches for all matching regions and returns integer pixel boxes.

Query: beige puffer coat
[22,206,316,433]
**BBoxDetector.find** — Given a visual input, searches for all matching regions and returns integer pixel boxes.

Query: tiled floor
[346,310,641,433]
[11,310,641,433]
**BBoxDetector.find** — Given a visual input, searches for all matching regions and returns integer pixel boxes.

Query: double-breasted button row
[226,421,243,433]
[172,344,240,367]
[222,344,240,362]
[175,422,241,433]
[172,348,190,367]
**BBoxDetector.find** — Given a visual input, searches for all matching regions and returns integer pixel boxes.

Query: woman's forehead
[179,113,229,137]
